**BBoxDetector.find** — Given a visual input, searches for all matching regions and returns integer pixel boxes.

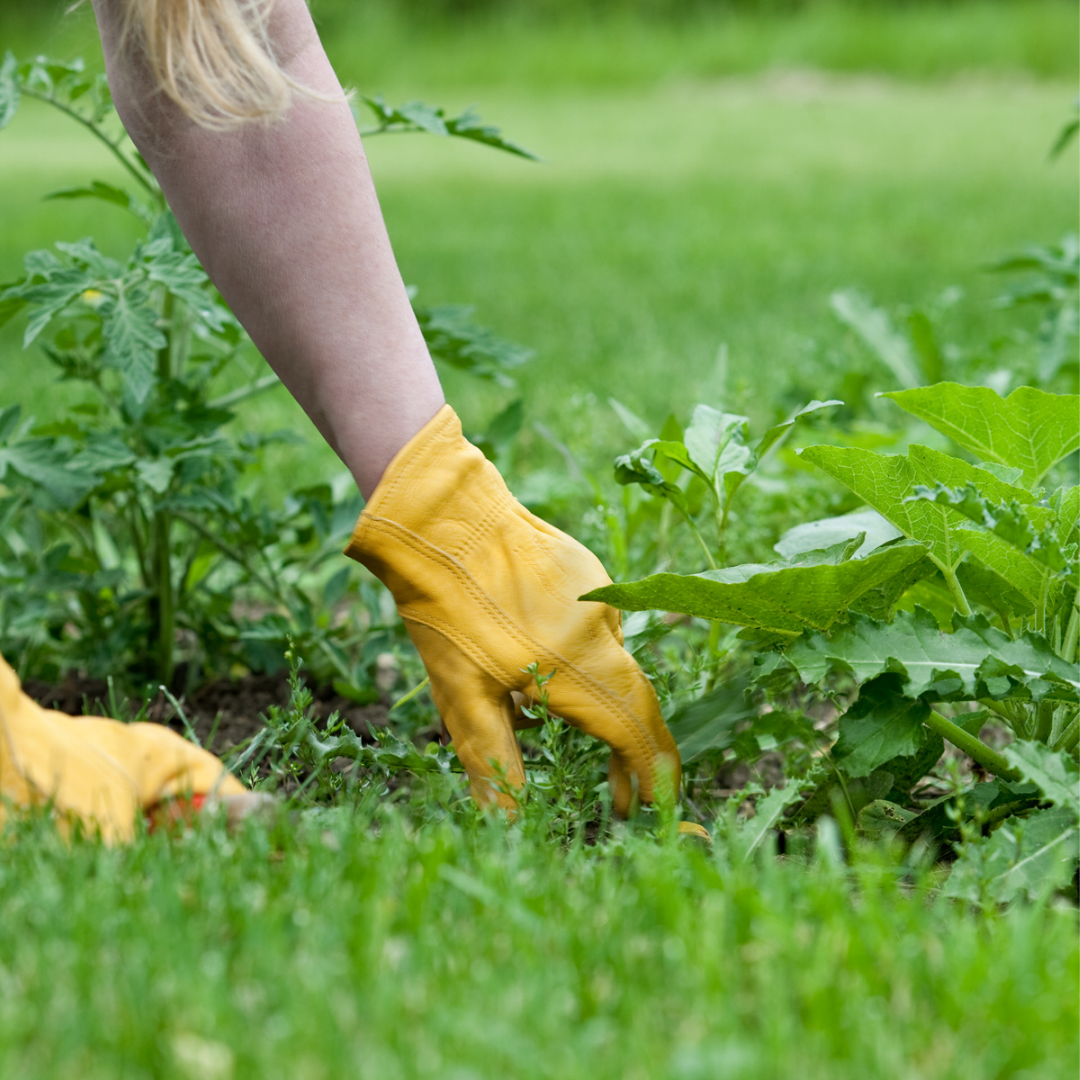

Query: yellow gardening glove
[344,404,683,818]
[0,654,246,843]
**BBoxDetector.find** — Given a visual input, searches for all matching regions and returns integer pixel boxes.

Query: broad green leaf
[955,561,1035,620]
[908,446,1057,604]
[800,444,969,575]
[943,805,1079,904]
[898,777,1042,843]
[583,539,927,636]
[1003,741,1080,819]
[1050,485,1079,541]
[833,676,932,778]
[802,443,1053,603]
[831,289,922,388]
[849,553,937,621]
[912,483,1074,577]
[883,383,1080,487]
[787,607,1079,704]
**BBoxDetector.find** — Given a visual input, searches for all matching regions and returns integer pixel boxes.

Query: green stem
[680,512,717,571]
[173,511,287,605]
[152,510,174,686]
[208,373,282,410]
[157,292,174,382]
[1053,715,1079,756]
[23,88,160,200]
[941,565,972,617]
[1062,595,1079,665]
[925,710,1021,782]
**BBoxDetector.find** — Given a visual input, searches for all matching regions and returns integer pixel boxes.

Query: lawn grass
[1,803,1077,1080]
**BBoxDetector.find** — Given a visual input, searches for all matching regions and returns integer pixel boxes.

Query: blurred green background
[1,0,1077,487]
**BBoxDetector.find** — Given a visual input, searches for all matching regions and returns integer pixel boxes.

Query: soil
[23,670,403,754]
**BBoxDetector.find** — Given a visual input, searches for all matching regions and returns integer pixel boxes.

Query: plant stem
[157,292,174,382]
[152,509,174,686]
[1062,596,1079,665]
[23,89,160,200]
[173,511,286,605]
[941,565,972,617]
[208,373,282,410]
[925,710,1021,782]
[680,512,717,571]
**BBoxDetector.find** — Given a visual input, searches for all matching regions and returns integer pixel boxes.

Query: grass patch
[1,803,1077,1079]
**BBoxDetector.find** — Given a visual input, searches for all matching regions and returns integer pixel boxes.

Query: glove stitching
[360,516,661,766]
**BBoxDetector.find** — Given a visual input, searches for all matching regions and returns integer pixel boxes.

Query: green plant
[0,53,532,689]
[590,381,1079,893]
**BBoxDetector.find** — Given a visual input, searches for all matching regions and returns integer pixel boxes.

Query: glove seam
[358,516,661,763]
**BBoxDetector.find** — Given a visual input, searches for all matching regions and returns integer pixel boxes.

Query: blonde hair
[118,0,302,129]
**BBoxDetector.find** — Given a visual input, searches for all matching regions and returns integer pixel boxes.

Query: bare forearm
[91,0,444,497]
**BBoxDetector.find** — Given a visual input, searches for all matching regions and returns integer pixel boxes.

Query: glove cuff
[343,404,521,583]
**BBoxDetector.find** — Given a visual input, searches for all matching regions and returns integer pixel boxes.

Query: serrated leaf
[883,383,1080,487]
[802,443,1054,603]
[787,607,1079,704]
[0,441,96,508]
[583,539,927,636]
[44,181,148,223]
[415,302,531,387]
[1004,741,1080,819]
[833,676,931,778]
[54,238,122,279]
[101,283,165,404]
[912,483,1073,577]
[943,805,1079,904]
[12,266,95,346]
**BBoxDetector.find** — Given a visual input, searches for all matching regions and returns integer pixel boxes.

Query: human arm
[90,0,443,498]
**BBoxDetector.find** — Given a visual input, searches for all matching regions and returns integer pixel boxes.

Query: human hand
[344,405,686,819]
[0,655,246,842]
